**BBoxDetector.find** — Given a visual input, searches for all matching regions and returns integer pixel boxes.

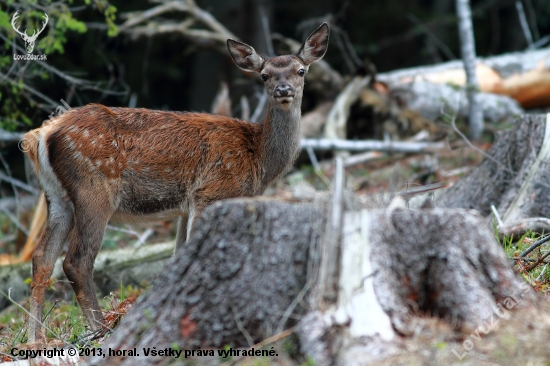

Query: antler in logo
[11,11,49,54]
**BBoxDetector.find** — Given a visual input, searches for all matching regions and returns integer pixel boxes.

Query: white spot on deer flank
[65,137,76,151]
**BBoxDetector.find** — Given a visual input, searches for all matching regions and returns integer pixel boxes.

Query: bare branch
[301,138,446,153]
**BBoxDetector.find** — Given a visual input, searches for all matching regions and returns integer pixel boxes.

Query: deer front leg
[184,197,212,242]
[29,196,74,343]
[175,213,189,251]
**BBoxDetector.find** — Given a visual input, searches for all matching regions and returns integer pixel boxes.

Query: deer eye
[261,74,269,82]
[298,69,305,77]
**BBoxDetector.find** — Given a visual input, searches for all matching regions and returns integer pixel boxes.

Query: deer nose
[274,83,295,98]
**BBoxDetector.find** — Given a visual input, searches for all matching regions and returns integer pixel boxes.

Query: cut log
[441,114,550,228]
[379,48,550,109]
[84,197,535,365]
[391,81,523,123]
[375,49,550,124]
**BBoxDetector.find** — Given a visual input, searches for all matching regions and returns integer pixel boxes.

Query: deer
[22,23,329,343]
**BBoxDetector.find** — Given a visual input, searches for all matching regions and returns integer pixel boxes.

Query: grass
[498,226,550,290]
[0,282,145,362]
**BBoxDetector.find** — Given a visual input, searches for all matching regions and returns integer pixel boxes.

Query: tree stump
[86,199,323,365]
[84,197,535,365]
[297,206,537,366]
[441,114,550,233]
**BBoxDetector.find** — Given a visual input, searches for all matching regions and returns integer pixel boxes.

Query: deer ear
[297,23,330,65]
[227,39,264,73]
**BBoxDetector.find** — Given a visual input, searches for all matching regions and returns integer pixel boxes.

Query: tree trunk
[84,197,534,365]
[456,0,483,139]
[441,114,550,227]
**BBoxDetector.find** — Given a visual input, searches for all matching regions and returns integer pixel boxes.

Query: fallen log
[301,138,446,152]
[379,48,550,109]
[374,49,550,125]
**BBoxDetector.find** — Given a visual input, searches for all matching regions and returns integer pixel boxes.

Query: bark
[441,114,550,225]
[85,199,324,366]
[84,197,533,366]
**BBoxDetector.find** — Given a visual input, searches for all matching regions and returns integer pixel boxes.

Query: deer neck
[258,102,302,188]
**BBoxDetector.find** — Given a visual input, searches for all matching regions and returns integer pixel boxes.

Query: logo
[11,11,48,56]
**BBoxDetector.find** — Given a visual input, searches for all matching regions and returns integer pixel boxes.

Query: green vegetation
[0,0,117,131]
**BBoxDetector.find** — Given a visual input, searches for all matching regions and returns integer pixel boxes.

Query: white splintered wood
[337,210,394,341]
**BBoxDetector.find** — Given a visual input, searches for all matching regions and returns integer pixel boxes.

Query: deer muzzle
[274,83,295,103]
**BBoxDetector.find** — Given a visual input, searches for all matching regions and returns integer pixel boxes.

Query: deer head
[11,11,49,54]
[227,23,329,112]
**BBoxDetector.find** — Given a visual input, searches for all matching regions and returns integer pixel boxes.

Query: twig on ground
[105,225,141,237]
[491,205,504,228]
[306,147,331,187]
[519,234,550,257]
[231,304,254,347]
[525,250,550,272]
[343,151,384,167]
[134,228,154,247]
[2,288,73,348]
[498,217,550,237]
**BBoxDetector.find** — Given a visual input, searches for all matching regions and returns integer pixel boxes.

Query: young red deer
[23,23,329,342]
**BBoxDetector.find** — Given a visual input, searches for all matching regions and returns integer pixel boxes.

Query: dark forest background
[1,0,550,128]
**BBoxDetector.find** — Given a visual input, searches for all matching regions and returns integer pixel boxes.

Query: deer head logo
[11,11,49,54]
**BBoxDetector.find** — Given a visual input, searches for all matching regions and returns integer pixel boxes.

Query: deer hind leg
[29,194,74,343]
[62,196,112,332]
